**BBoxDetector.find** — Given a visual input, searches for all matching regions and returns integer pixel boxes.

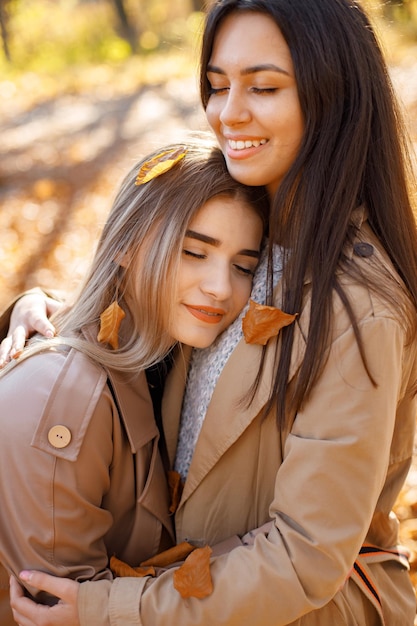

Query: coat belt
[349,543,410,625]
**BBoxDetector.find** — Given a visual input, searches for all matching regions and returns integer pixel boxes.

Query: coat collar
[82,324,158,453]
[82,323,173,540]
[161,294,308,506]
[161,205,368,505]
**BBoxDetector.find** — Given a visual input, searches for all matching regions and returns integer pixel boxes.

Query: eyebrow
[185,229,261,258]
[207,63,290,77]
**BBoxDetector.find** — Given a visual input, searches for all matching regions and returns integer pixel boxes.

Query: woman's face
[170,195,263,348]
[205,11,304,196]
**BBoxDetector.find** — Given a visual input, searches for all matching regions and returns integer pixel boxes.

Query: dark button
[353,242,374,258]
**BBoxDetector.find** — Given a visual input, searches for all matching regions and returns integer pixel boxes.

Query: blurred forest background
[1,0,417,607]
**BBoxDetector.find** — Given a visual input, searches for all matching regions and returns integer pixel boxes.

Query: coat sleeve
[0,349,114,605]
[78,312,416,625]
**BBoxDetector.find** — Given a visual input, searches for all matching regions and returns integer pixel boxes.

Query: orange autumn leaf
[173,545,213,599]
[242,299,297,345]
[168,469,183,514]
[97,301,126,350]
[141,541,196,568]
[110,555,155,578]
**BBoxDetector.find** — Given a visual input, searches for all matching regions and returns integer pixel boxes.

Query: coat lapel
[180,337,270,503]
[108,366,174,539]
[161,284,309,508]
[161,345,193,467]
[180,305,308,505]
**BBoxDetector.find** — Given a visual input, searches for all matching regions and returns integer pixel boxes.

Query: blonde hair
[4,139,268,375]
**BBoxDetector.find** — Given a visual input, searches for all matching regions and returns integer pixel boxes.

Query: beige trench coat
[0,327,174,625]
[77,216,417,625]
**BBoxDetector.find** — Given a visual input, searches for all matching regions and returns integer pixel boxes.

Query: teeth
[229,139,267,150]
[198,309,219,316]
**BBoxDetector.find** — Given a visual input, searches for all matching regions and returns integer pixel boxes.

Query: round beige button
[48,425,72,449]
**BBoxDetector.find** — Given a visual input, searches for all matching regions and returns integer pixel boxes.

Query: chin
[226,163,266,188]
[181,333,219,349]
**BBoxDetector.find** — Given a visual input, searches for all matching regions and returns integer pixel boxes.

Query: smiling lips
[225,137,268,160]
[185,304,226,324]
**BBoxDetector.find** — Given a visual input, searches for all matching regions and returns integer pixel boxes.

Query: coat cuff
[79,577,148,626]
[78,580,112,626]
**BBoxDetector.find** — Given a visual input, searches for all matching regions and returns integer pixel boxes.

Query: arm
[9,313,414,625]
[0,289,62,366]
[0,350,115,604]
[82,314,413,624]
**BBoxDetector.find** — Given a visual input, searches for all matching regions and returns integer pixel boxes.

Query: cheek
[176,262,192,295]
[205,100,221,132]
[232,279,252,317]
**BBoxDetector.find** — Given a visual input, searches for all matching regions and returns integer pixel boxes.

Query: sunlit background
[1,0,417,608]
[0,0,416,306]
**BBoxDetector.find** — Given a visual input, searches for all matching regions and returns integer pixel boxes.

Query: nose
[200,262,233,302]
[219,87,251,127]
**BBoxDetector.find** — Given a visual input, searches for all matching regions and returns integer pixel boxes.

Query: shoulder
[0,347,109,461]
[287,222,417,381]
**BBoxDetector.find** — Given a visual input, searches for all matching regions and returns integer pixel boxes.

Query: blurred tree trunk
[0,0,11,61]
[193,0,217,10]
[111,0,137,53]
[191,0,205,10]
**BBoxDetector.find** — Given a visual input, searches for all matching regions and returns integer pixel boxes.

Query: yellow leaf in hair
[97,301,126,350]
[135,147,187,185]
[173,545,213,599]
[242,299,297,345]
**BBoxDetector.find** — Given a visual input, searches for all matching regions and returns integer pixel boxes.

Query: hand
[10,572,80,626]
[0,292,61,367]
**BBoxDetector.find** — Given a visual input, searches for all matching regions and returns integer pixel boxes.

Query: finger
[11,572,80,626]
[45,297,62,317]
[9,327,28,360]
[0,336,13,368]
[9,575,24,599]
[26,316,56,340]
[9,576,38,626]
[19,570,77,603]
[8,293,57,340]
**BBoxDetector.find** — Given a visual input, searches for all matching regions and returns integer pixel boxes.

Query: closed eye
[208,86,229,96]
[183,249,206,260]
[251,87,278,94]
[234,264,256,277]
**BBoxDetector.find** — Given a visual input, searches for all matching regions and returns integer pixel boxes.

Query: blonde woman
[0,140,268,624]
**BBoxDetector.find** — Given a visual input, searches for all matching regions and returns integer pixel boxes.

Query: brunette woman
[7,0,417,624]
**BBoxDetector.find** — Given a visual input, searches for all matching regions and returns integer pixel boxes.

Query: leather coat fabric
[78,214,417,625]
[0,325,174,624]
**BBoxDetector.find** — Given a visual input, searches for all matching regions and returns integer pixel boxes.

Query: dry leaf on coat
[173,545,213,599]
[110,555,155,578]
[168,469,183,514]
[242,299,297,345]
[141,541,195,568]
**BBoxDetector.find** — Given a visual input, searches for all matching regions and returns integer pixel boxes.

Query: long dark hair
[200,0,417,425]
